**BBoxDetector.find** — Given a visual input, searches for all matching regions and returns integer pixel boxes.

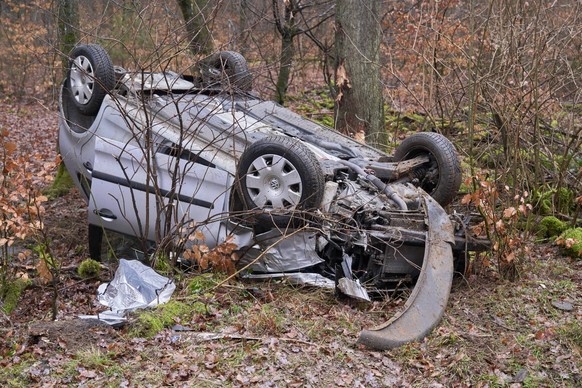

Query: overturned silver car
[59,44,484,349]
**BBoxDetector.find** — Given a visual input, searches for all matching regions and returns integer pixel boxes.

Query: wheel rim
[245,154,303,209]
[70,55,94,105]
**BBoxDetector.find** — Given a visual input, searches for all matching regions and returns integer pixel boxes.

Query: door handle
[94,208,117,221]
[83,161,93,174]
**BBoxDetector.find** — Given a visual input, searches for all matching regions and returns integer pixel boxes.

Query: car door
[87,136,231,247]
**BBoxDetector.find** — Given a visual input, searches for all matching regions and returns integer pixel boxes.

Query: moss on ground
[536,216,568,239]
[77,259,101,278]
[130,300,197,338]
[44,163,74,199]
[557,228,582,259]
[1,278,30,314]
[187,273,219,295]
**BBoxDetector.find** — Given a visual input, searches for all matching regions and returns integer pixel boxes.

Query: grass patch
[558,321,582,350]
[187,273,222,295]
[247,304,288,336]
[74,347,114,369]
[130,300,196,338]
[0,359,32,386]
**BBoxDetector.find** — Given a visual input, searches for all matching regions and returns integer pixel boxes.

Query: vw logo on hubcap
[269,178,280,190]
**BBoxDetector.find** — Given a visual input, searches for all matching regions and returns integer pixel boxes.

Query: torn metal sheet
[98,259,175,313]
[238,230,324,273]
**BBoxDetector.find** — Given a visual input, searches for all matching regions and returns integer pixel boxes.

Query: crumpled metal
[238,230,324,273]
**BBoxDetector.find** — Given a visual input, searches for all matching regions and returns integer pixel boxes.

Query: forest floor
[0,101,580,387]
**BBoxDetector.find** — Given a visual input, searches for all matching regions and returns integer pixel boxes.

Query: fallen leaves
[1,100,580,387]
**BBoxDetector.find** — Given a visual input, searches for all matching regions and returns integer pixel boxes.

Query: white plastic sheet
[80,259,175,325]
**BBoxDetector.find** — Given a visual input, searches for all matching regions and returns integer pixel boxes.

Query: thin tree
[50,0,79,199]
[272,0,333,104]
[57,0,79,74]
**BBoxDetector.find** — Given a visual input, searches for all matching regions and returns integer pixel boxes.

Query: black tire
[67,44,115,116]
[199,51,253,92]
[88,224,103,261]
[237,136,324,226]
[394,132,461,207]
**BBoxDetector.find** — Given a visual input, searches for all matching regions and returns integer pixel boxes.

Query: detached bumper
[358,194,455,349]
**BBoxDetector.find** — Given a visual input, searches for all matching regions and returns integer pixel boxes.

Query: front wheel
[237,136,324,226]
[394,132,461,207]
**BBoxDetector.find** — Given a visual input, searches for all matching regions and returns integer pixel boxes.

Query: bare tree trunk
[273,0,298,105]
[177,0,214,55]
[334,0,386,147]
[276,31,295,104]
[57,0,79,74]
[238,0,251,56]
[51,0,78,199]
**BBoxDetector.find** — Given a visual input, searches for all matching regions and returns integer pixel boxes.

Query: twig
[183,331,319,347]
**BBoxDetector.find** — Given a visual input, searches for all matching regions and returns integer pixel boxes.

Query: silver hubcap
[245,154,302,209]
[70,55,94,105]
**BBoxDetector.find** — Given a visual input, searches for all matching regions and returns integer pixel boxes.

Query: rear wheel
[394,132,461,207]
[199,51,253,91]
[67,44,115,116]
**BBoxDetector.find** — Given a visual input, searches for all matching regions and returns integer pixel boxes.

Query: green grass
[0,359,32,387]
[558,321,582,350]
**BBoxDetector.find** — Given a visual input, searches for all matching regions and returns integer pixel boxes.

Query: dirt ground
[0,101,580,387]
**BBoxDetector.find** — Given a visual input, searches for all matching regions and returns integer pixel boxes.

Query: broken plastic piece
[337,278,371,302]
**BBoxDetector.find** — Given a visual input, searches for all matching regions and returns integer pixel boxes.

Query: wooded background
[0,0,580,211]
[0,4,581,384]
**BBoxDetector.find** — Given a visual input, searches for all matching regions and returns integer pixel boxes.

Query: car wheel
[237,136,324,226]
[394,132,461,207]
[199,51,253,92]
[67,44,115,116]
